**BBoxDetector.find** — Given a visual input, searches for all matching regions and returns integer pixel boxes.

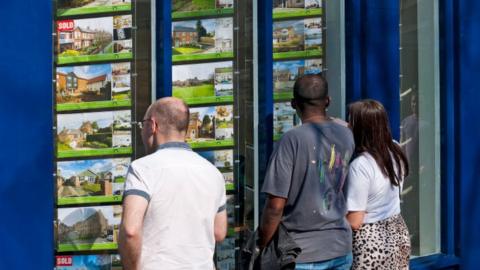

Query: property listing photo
[56,0,131,17]
[186,105,234,148]
[273,0,322,19]
[56,205,122,252]
[172,0,234,19]
[198,149,235,190]
[274,101,300,140]
[57,16,132,64]
[172,17,234,62]
[172,61,234,104]
[56,157,130,205]
[56,110,132,158]
[273,18,323,59]
[56,62,131,111]
[273,58,322,100]
[55,254,122,270]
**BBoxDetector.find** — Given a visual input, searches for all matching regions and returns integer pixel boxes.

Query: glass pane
[399,0,441,256]
[53,0,153,265]
[170,1,255,268]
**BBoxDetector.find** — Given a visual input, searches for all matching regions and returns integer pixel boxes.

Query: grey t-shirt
[262,121,355,263]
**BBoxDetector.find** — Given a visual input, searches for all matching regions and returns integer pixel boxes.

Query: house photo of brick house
[172,25,198,47]
[57,17,113,57]
[273,20,305,53]
[273,0,305,9]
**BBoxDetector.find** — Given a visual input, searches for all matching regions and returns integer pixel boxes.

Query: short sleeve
[123,164,151,202]
[217,173,227,213]
[261,135,295,198]
[346,156,373,211]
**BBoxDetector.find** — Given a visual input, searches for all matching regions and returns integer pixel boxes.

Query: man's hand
[259,195,287,248]
[118,195,149,270]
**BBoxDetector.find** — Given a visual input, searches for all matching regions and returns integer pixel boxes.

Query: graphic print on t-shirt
[317,143,351,215]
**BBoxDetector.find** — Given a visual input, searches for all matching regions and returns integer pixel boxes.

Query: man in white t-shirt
[118,97,227,270]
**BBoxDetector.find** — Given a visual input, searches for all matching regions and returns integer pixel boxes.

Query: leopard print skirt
[352,214,411,270]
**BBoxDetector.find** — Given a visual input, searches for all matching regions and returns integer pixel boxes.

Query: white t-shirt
[346,153,402,223]
[124,142,226,270]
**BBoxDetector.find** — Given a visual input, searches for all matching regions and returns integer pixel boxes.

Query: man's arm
[259,195,287,248]
[118,195,149,270]
[214,209,227,242]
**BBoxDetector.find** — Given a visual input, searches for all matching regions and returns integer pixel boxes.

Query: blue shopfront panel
[0,1,53,269]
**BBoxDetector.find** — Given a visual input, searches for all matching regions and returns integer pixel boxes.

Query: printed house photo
[56,64,111,109]
[304,58,323,74]
[172,61,233,104]
[111,62,132,100]
[113,15,133,53]
[172,0,234,19]
[172,17,233,62]
[273,60,305,99]
[304,18,322,51]
[57,0,131,17]
[198,149,234,190]
[273,19,305,56]
[273,0,322,19]
[56,254,122,270]
[215,105,234,140]
[112,110,132,148]
[274,102,300,140]
[186,105,234,148]
[273,58,322,100]
[56,62,131,111]
[57,205,122,251]
[56,110,132,158]
[57,16,132,64]
[56,158,130,205]
[273,0,304,17]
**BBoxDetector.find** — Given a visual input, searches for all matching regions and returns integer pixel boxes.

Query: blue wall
[0,1,53,269]
[0,0,479,269]
[457,0,480,268]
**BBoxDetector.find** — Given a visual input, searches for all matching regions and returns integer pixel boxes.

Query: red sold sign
[57,20,74,31]
[56,256,73,266]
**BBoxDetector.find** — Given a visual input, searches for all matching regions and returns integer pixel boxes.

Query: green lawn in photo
[226,183,235,191]
[57,4,131,17]
[273,134,282,141]
[172,47,204,55]
[272,8,322,19]
[56,99,131,112]
[113,93,130,100]
[173,84,234,105]
[273,48,323,60]
[57,242,118,252]
[274,91,294,101]
[58,195,123,206]
[173,84,214,99]
[188,139,234,149]
[172,8,234,19]
[172,51,234,62]
[57,147,132,159]
[57,52,132,65]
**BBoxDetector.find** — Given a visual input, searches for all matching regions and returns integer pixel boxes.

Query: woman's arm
[347,211,365,231]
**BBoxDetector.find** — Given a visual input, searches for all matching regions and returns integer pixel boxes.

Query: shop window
[400,0,441,256]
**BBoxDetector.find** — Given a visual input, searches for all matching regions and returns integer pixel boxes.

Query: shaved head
[293,74,328,103]
[146,97,189,136]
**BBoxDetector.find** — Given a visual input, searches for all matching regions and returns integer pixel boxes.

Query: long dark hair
[348,99,409,186]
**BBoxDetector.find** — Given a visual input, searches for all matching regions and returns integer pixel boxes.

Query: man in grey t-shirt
[259,74,355,269]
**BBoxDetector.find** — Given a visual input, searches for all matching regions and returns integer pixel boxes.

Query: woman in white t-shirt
[346,99,411,270]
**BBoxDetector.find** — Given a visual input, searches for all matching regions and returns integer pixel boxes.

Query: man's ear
[325,96,331,108]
